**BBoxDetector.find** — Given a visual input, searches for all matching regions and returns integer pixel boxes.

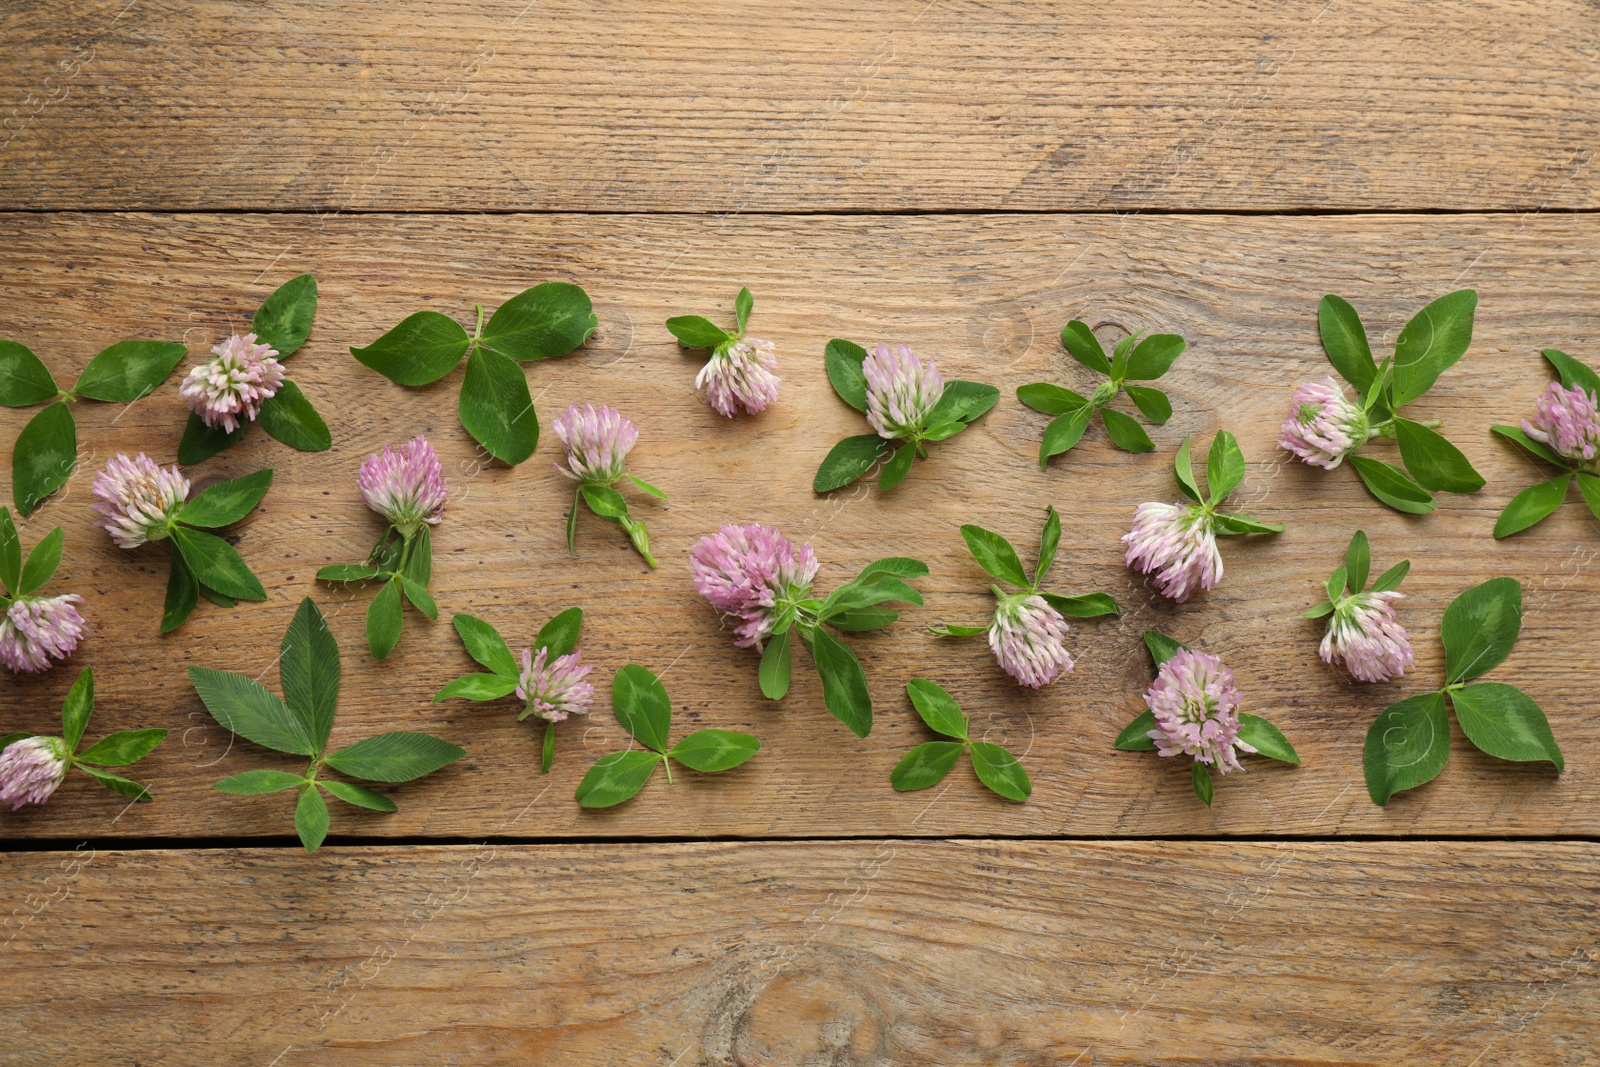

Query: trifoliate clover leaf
[190,597,464,851]
[352,283,595,464]
[576,664,760,808]
[1364,578,1561,805]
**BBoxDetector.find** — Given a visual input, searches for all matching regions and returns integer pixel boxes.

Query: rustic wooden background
[2,2,1597,1064]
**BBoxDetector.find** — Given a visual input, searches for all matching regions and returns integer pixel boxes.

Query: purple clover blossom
[863,343,945,440]
[988,594,1073,688]
[359,435,448,538]
[698,338,781,418]
[1145,648,1255,775]
[1122,501,1222,603]
[690,523,820,649]
[179,332,285,433]
[91,453,190,549]
[1321,589,1414,683]
[552,404,639,485]
[1278,376,1370,470]
[1523,381,1600,468]
[0,735,70,810]
[515,646,595,723]
[0,594,86,673]
[554,404,659,567]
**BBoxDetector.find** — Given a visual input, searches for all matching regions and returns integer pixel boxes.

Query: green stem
[1376,415,1440,435]
[473,304,486,342]
[567,488,581,556]
[662,754,673,785]
[993,584,1036,608]
[384,532,415,580]
[791,610,818,645]
[627,520,659,568]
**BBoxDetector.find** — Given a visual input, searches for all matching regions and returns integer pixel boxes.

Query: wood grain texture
[1,840,1596,1065]
[2,0,1598,212]
[1,211,1598,841]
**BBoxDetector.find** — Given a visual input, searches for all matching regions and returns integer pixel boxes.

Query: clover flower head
[552,404,638,485]
[1278,376,1369,470]
[697,338,781,418]
[690,523,820,649]
[1321,589,1414,683]
[1523,381,1600,467]
[0,595,86,673]
[91,452,190,549]
[359,435,447,537]
[988,594,1073,688]
[179,332,285,433]
[0,735,70,810]
[516,646,595,723]
[1122,501,1222,603]
[863,343,945,440]
[1145,648,1255,775]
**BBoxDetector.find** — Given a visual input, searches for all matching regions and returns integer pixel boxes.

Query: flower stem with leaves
[317,436,447,659]
[667,287,781,417]
[930,506,1119,687]
[1283,291,1485,514]
[1123,432,1284,602]
[1018,320,1185,467]
[0,507,85,673]
[89,457,273,632]
[1304,530,1414,683]
[352,283,597,464]
[1492,348,1600,537]
[1364,578,1562,805]
[1114,631,1299,806]
[553,404,664,567]
[435,608,593,772]
[761,557,928,737]
[177,274,331,464]
[0,668,167,808]
[575,663,760,808]
[690,524,928,738]
[814,339,999,493]
[320,524,438,661]
[193,598,466,851]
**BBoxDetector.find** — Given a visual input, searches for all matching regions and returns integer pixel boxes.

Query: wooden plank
[2,0,1597,212]
[1,210,1598,841]
[0,840,1595,1064]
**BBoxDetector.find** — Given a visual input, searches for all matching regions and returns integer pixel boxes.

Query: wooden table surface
[2,2,1597,1064]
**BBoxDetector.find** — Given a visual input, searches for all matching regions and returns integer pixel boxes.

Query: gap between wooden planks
[1,0,1598,212]
[0,210,1597,842]
[1,840,1596,1065]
